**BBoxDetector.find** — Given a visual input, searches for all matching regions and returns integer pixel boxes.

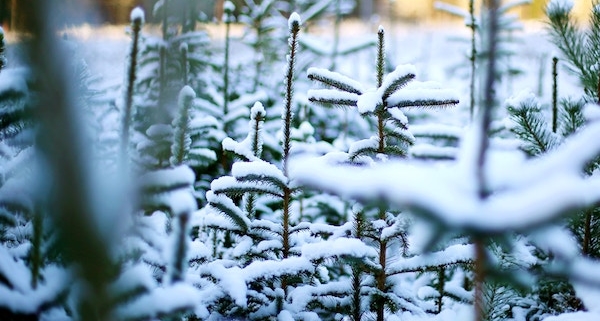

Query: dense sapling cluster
[0,1,600,321]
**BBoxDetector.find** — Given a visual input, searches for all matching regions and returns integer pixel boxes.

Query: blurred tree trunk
[11,0,31,31]
[214,0,223,21]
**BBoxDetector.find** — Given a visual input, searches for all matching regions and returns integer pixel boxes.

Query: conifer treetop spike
[289,12,302,31]
[130,7,145,25]
[251,101,266,119]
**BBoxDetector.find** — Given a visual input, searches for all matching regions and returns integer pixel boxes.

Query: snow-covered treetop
[179,42,188,53]
[288,12,302,30]
[130,7,145,24]
[223,1,236,23]
[224,1,235,13]
[250,101,265,119]
[179,85,196,101]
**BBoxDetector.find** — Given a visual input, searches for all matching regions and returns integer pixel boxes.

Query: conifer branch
[207,190,250,232]
[378,70,416,101]
[307,89,359,107]
[210,180,284,198]
[307,68,364,94]
[546,2,590,94]
[508,97,557,156]
[388,98,460,109]
[559,99,585,137]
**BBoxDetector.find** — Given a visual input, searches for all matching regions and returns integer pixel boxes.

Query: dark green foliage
[547,0,600,99]
[507,93,558,156]
[0,28,5,72]
[0,72,33,144]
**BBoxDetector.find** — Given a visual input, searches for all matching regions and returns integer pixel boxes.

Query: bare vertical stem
[597,72,600,104]
[474,240,486,321]
[476,0,498,200]
[0,27,5,72]
[223,4,233,134]
[376,239,387,321]
[162,0,169,41]
[30,204,42,289]
[583,208,592,256]
[351,211,365,321]
[159,0,169,113]
[331,0,341,70]
[552,57,558,133]
[469,0,476,121]
[437,266,445,313]
[474,1,499,320]
[181,43,188,85]
[121,11,143,165]
[280,14,301,301]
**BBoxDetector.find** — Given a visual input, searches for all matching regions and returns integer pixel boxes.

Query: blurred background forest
[0,0,594,31]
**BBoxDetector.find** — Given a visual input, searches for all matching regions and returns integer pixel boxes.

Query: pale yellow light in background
[390,0,594,22]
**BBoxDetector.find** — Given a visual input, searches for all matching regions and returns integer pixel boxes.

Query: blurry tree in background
[0,0,587,30]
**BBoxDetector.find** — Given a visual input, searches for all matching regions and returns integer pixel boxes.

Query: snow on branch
[210,175,284,198]
[380,64,417,100]
[300,237,377,261]
[307,67,364,95]
[434,1,469,19]
[388,244,474,275]
[139,165,195,193]
[292,120,600,234]
[387,81,459,109]
[206,191,250,231]
[231,160,288,191]
[115,283,202,320]
[307,89,359,107]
